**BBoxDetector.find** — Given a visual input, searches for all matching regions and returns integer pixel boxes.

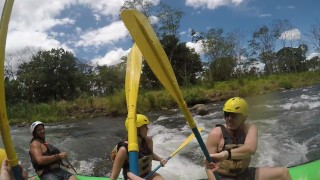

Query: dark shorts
[40,168,73,180]
[219,167,257,180]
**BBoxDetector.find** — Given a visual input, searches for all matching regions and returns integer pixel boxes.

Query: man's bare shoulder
[244,123,257,133]
[30,140,41,148]
[209,126,223,137]
[244,123,257,129]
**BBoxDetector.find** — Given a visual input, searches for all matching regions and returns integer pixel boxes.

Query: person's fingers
[1,159,6,171]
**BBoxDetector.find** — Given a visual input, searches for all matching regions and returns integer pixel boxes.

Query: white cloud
[6,31,67,53]
[259,14,272,17]
[91,47,130,66]
[93,14,101,22]
[1,0,77,55]
[180,31,187,35]
[307,53,320,60]
[149,15,159,25]
[76,21,128,47]
[186,40,204,55]
[185,0,245,9]
[0,0,165,66]
[78,0,160,18]
[279,28,301,41]
[77,0,123,18]
[9,1,75,31]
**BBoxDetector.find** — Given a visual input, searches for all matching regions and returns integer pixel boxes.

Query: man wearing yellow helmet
[110,114,167,180]
[205,97,291,180]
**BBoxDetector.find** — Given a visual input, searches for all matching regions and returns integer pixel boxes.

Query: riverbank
[7,71,320,125]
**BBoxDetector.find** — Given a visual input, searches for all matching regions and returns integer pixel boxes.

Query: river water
[1,85,320,179]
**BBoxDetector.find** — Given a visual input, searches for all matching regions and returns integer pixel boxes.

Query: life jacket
[29,139,62,175]
[111,138,153,179]
[216,124,251,177]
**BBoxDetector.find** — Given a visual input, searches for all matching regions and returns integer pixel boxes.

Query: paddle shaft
[129,152,139,174]
[0,0,23,180]
[144,156,170,180]
[65,159,78,175]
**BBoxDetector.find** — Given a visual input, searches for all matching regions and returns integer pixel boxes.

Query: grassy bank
[7,71,320,125]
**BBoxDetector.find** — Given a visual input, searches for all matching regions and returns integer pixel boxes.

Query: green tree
[276,44,309,73]
[161,35,202,86]
[306,56,320,71]
[227,29,250,78]
[17,48,82,103]
[76,61,96,96]
[120,0,155,18]
[201,28,235,81]
[141,35,203,88]
[209,56,236,81]
[94,61,126,95]
[308,19,320,52]
[248,25,277,75]
[4,78,22,105]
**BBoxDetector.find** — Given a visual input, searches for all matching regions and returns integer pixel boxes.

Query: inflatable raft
[31,159,320,179]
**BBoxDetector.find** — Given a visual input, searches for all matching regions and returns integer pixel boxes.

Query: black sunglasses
[224,112,242,119]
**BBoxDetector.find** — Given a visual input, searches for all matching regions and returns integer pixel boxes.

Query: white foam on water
[148,123,207,179]
[280,102,295,110]
[154,115,171,122]
[255,118,279,126]
[78,159,97,176]
[254,134,308,167]
[156,157,207,180]
[300,94,319,101]
[308,101,320,109]
[280,101,320,110]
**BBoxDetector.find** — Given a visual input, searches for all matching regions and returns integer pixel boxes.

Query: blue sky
[1,0,319,70]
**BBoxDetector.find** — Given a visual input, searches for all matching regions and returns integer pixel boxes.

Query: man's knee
[279,167,291,180]
[283,167,291,179]
[69,175,78,180]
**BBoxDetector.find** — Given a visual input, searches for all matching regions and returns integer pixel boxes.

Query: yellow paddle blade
[125,43,142,152]
[125,43,142,111]
[0,0,19,167]
[170,128,203,158]
[120,9,196,129]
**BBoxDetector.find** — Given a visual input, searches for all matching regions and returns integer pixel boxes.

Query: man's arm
[146,137,167,165]
[211,124,258,160]
[30,141,60,165]
[228,124,258,159]
[110,147,127,180]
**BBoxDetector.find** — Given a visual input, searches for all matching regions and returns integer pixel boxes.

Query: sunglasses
[224,112,242,119]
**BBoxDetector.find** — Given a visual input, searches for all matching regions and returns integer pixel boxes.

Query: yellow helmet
[125,114,150,131]
[0,148,7,164]
[223,97,248,116]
